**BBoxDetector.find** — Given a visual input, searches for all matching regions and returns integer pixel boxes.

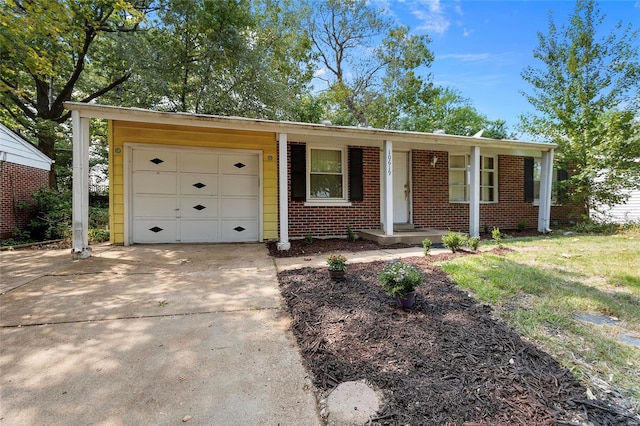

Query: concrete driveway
[0,243,320,425]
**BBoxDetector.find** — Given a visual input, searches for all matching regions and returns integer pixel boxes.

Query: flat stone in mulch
[278,254,640,425]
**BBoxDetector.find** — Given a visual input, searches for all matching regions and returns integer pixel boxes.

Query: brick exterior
[287,143,380,238]
[285,145,578,238]
[1,161,50,239]
[412,151,578,232]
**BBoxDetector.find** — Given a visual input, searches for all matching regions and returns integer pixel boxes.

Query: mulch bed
[268,238,414,258]
[278,252,639,425]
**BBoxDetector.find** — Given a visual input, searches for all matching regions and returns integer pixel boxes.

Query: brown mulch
[278,252,639,425]
[268,238,414,258]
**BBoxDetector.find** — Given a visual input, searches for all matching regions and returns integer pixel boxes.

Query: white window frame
[305,146,351,206]
[449,154,498,203]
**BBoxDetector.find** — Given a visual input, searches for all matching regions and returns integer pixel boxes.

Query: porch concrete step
[358,228,448,246]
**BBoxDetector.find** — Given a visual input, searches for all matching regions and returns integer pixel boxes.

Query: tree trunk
[37,132,58,189]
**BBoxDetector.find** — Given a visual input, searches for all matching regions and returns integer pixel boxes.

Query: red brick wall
[284,146,577,238]
[412,151,578,232]
[287,143,380,238]
[1,162,50,239]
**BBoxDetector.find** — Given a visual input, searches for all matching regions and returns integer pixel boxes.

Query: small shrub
[442,231,467,253]
[88,228,110,243]
[327,254,347,271]
[492,227,503,247]
[378,261,424,298]
[422,238,432,256]
[483,224,489,234]
[517,219,527,232]
[467,236,481,251]
[24,187,72,240]
[346,225,356,242]
[304,234,313,245]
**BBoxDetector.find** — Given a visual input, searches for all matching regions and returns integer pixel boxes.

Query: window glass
[449,171,466,186]
[310,174,343,198]
[309,148,344,200]
[449,154,497,203]
[311,149,342,173]
[450,186,466,202]
[450,155,466,169]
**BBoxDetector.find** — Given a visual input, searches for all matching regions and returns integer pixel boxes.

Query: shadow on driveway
[0,243,320,425]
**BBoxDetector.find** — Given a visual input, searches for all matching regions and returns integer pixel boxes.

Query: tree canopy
[520,0,640,216]
[306,0,436,128]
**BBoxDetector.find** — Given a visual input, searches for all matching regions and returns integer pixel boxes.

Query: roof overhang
[64,102,556,155]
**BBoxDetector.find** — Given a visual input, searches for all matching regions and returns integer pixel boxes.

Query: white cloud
[314,68,327,78]
[438,53,491,62]
[408,0,455,35]
[463,27,473,37]
[635,1,640,8]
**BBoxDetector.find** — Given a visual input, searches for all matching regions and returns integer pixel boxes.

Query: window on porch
[449,154,497,203]
[308,147,346,200]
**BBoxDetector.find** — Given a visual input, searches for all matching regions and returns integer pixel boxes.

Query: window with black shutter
[290,144,306,201]
[348,148,363,201]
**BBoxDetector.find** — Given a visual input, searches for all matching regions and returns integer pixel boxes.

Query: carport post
[382,140,393,236]
[71,110,91,259]
[277,133,290,250]
[538,148,554,233]
[469,146,480,237]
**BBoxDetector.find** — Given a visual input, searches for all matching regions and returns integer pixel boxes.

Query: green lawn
[439,230,640,408]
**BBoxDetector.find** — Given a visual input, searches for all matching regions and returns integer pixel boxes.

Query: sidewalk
[274,246,450,271]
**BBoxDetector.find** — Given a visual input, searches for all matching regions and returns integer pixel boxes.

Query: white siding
[596,189,640,223]
[0,124,53,170]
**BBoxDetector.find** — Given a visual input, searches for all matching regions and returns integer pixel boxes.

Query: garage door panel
[180,220,219,242]
[220,175,258,196]
[179,152,218,173]
[221,198,258,219]
[133,150,177,172]
[133,196,176,217]
[133,220,177,243]
[180,198,218,218]
[221,220,258,241]
[133,172,177,195]
[220,155,259,175]
[180,174,218,196]
[130,147,259,244]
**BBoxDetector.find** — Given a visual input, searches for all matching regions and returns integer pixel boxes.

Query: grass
[439,229,640,408]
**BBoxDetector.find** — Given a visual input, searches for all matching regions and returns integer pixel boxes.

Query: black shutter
[557,169,569,202]
[524,157,534,202]
[290,144,306,201]
[348,147,364,201]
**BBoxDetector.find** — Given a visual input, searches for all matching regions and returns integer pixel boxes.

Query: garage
[129,145,260,244]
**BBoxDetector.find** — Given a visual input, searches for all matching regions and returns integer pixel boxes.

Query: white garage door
[130,147,260,243]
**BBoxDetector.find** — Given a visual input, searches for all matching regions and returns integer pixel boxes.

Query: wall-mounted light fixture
[431,155,438,168]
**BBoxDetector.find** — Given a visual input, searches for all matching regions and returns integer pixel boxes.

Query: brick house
[64,103,570,258]
[0,123,53,240]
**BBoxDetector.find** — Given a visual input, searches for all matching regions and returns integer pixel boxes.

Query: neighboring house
[594,188,640,224]
[0,123,53,239]
[65,103,574,258]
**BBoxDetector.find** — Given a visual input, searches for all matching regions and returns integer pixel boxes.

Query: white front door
[130,146,259,243]
[393,151,410,224]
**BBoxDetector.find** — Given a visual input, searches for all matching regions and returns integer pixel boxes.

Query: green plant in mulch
[442,231,467,253]
[378,261,424,298]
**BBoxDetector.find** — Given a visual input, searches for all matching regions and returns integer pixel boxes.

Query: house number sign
[387,151,392,176]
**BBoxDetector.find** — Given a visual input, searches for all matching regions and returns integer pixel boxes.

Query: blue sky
[375,0,640,136]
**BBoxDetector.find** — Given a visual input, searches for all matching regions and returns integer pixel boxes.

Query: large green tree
[520,0,640,216]
[112,0,314,119]
[0,0,153,187]
[399,87,512,139]
[306,0,435,128]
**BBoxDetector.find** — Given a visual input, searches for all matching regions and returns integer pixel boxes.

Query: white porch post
[382,140,394,236]
[71,110,91,259]
[469,146,480,237]
[277,133,291,250]
[538,148,554,233]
